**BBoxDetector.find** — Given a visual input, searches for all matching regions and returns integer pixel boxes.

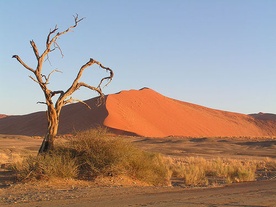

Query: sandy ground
[0,135,275,206]
[3,180,275,207]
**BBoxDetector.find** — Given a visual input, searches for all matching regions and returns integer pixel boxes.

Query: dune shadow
[106,127,138,136]
[236,140,276,148]
[0,96,111,136]
[132,138,186,145]
[189,138,208,143]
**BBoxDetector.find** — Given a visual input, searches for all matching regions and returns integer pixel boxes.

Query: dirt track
[2,180,276,207]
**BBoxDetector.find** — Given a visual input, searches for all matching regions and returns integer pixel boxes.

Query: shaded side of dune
[0,97,109,136]
[0,111,47,136]
[249,113,276,121]
[104,88,276,137]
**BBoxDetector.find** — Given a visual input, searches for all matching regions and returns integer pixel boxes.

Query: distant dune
[1,88,276,137]
[0,97,107,136]
[249,112,276,121]
[0,114,7,119]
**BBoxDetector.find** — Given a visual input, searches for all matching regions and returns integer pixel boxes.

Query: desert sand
[1,88,276,137]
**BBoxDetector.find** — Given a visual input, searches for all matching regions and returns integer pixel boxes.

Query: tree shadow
[0,166,16,189]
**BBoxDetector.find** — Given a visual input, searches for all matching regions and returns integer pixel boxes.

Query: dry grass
[11,128,171,186]
[257,157,276,171]
[0,153,9,164]
[171,157,257,186]
[8,130,276,187]
[11,153,79,181]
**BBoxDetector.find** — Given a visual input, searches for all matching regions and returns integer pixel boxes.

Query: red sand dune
[0,88,276,137]
[104,88,276,137]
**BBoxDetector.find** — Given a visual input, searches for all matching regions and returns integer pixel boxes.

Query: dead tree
[12,15,114,154]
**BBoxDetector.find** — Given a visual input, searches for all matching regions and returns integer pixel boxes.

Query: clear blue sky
[1,0,275,115]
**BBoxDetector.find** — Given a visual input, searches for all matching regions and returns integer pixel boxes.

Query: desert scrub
[258,157,276,171]
[171,157,208,186]
[65,128,171,186]
[12,128,171,186]
[12,152,78,181]
[171,157,257,186]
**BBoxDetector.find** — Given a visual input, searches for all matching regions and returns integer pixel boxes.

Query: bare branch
[53,41,64,57]
[62,58,95,98]
[30,40,40,60]
[45,54,52,66]
[37,101,47,105]
[29,75,39,83]
[98,67,114,88]
[73,14,85,25]
[60,58,113,107]
[41,74,47,81]
[92,60,114,88]
[51,90,64,97]
[12,55,35,73]
[46,25,58,46]
[42,14,84,60]
[42,69,62,84]
[78,82,105,106]
[63,97,91,109]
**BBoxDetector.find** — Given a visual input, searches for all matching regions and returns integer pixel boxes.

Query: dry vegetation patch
[11,128,171,186]
[170,157,258,186]
[5,131,276,188]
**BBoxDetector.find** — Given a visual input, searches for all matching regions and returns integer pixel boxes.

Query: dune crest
[104,88,276,137]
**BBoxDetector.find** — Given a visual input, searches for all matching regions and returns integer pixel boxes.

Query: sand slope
[0,88,276,137]
[104,88,276,137]
[0,98,107,136]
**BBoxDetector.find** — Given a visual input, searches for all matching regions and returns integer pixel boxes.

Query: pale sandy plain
[0,88,276,206]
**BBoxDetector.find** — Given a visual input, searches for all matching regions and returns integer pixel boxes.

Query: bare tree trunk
[38,106,59,153]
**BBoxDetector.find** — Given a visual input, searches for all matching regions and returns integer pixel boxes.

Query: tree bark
[38,105,59,153]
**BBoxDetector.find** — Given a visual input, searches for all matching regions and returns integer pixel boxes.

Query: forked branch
[12,55,35,73]
[62,58,113,101]
[63,97,92,109]
[41,69,62,84]
[44,14,84,57]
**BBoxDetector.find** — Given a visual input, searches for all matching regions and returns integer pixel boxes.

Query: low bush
[12,152,78,181]
[12,128,171,186]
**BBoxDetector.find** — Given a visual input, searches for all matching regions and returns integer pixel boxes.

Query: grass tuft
[171,157,257,186]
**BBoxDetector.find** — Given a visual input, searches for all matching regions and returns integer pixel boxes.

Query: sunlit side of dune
[104,88,275,137]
